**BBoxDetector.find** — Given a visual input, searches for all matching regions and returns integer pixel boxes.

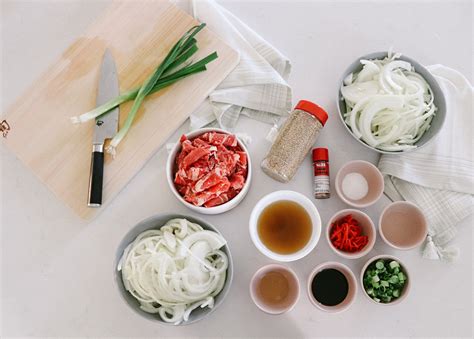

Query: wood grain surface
[2,0,239,220]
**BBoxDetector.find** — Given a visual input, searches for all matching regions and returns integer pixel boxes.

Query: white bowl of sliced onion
[115,214,233,325]
[337,51,446,154]
[166,128,252,214]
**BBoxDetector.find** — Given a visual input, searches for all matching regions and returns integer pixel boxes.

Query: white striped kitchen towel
[187,0,292,130]
[378,65,474,262]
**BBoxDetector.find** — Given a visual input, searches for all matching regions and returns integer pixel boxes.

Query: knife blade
[87,49,119,207]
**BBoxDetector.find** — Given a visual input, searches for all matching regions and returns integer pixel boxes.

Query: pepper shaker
[312,148,330,199]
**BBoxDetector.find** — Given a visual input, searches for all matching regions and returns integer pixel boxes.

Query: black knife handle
[88,146,104,207]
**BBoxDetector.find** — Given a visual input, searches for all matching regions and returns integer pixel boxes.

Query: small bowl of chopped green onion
[360,255,410,305]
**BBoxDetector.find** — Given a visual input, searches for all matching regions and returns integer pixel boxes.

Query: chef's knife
[88,49,119,207]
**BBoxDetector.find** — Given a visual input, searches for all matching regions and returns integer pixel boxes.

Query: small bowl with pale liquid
[250,264,300,315]
[379,201,428,250]
[249,190,322,262]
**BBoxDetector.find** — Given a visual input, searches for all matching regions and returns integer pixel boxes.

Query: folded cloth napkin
[186,0,292,130]
[378,65,474,262]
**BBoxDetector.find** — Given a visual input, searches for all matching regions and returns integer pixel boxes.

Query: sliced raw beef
[201,132,238,147]
[204,188,239,208]
[174,132,248,207]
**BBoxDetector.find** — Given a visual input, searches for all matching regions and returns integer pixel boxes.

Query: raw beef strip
[174,170,188,185]
[186,166,208,181]
[204,188,239,208]
[229,173,245,190]
[186,179,230,206]
[236,151,247,167]
[181,139,195,153]
[193,168,224,193]
[201,132,237,147]
[181,147,210,169]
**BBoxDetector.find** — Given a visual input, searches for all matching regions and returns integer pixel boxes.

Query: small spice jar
[261,100,328,183]
[313,148,330,199]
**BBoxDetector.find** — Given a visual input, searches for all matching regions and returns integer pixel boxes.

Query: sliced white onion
[342,54,437,151]
[119,218,228,324]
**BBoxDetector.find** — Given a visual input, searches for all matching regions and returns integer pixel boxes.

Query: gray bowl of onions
[337,51,446,154]
[114,213,233,325]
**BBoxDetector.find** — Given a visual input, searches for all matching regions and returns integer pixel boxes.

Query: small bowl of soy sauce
[307,262,357,313]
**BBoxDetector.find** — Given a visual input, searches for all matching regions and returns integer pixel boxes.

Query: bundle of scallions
[71,23,217,156]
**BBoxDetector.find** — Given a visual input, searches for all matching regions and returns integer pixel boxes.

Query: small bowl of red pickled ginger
[166,128,252,214]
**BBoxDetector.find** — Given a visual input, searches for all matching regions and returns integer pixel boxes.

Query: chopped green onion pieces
[389,260,400,269]
[363,258,407,303]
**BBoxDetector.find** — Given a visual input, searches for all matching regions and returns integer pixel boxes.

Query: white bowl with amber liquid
[249,190,322,262]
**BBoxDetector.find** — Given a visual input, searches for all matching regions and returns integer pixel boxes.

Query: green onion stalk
[70,23,218,157]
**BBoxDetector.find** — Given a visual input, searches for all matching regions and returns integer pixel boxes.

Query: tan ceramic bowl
[326,209,376,259]
[360,255,410,306]
[249,264,300,315]
[307,262,357,313]
[379,201,428,250]
[335,160,384,208]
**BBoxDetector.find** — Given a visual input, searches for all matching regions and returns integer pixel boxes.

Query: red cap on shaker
[312,148,329,161]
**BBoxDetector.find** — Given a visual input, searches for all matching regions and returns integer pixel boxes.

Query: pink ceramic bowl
[379,201,428,250]
[307,262,357,313]
[360,255,411,306]
[335,160,384,208]
[249,264,300,315]
[326,209,376,259]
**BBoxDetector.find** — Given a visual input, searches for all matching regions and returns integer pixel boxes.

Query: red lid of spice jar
[295,100,328,126]
[313,147,329,161]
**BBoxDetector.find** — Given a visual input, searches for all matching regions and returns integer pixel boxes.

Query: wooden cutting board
[2,1,239,220]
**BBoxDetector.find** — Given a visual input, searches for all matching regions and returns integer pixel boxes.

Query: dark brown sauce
[257,200,312,254]
[311,268,349,306]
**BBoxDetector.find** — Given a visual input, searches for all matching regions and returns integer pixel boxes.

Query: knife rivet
[97,120,104,126]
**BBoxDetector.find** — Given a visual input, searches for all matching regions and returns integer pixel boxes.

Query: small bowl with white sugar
[335,160,384,208]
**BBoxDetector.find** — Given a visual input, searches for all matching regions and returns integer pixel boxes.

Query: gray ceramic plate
[336,51,446,154]
[114,213,233,325]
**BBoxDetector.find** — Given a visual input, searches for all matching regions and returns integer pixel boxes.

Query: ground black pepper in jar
[261,100,328,183]
[313,148,330,199]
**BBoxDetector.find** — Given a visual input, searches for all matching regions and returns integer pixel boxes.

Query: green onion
[389,260,400,269]
[70,61,212,124]
[363,258,407,303]
[70,23,218,156]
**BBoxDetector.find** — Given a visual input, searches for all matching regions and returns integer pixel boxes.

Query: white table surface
[1,0,473,337]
